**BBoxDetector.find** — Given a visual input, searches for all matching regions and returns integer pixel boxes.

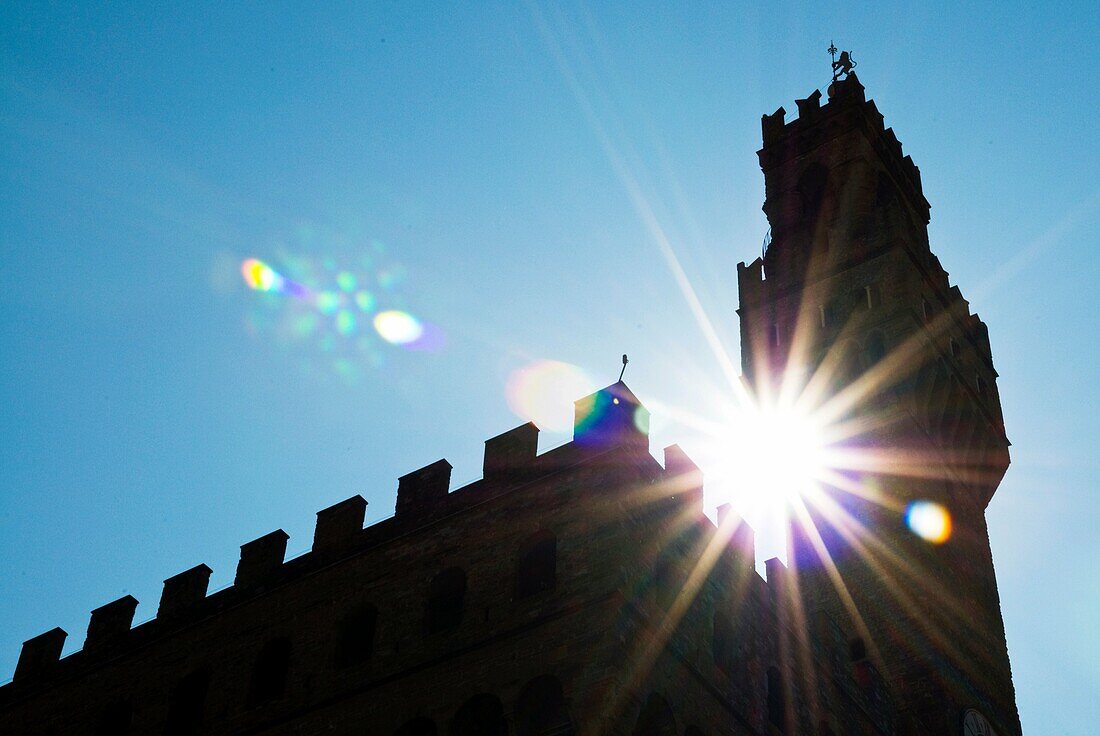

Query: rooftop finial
[829,41,857,82]
[618,354,629,383]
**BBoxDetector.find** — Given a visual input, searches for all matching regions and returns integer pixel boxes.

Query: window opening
[164,669,209,736]
[427,567,467,633]
[335,604,377,668]
[248,638,291,706]
[517,532,557,599]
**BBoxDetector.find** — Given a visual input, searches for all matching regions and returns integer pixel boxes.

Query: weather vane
[618,354,629,382]
[829,41,857,82]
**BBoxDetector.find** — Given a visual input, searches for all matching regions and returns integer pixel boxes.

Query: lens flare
[354,291,376,312]
[238,233,446,381]
[337,271,357,292]
[906,501,952,543]
[506,360,594,432]
[241,259,283,292]
[374,310,423,345]
[316,292,340,315]
[335,310,356,336]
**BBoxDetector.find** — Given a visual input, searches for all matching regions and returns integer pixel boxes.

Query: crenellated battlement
[759,73,929,226]
[2,381,749,693]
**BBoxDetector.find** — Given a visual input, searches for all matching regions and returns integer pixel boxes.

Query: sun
[706,398,831,524]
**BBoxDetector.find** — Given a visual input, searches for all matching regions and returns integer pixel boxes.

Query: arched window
[631,693,676,736]
[335,603,377,668]
[248,638,291,706]
[517,532,557,599]
[428,567,467,634]
[515,675,573,736]
[766,666,786,732]
[95,700,132,736]
[396,717,439,736]
[712,611,734,674]
[950,338,961,359]
[921,297,932,323]
[976,374,988,399]
[451,693,507,736]
[863,331,886,367]
[164,669,209,736]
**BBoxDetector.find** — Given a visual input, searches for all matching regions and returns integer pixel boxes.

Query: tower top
[573,381,649,450]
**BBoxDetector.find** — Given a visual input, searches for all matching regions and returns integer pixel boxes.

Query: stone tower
[736,74,1019,735]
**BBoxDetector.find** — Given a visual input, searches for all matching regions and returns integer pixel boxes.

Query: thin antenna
[618,354,629,382]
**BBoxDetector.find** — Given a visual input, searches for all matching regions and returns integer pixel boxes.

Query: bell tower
[737,72,1020,735]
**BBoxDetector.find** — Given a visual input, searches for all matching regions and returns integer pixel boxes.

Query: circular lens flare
[506,360,594,432]
[906,501,952,543]
[374,310,423,345]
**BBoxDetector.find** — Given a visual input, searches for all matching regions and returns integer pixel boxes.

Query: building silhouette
[0,74,1019,736]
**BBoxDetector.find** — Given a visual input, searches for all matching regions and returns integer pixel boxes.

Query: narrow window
[950,339,961,359]
[516,675,574,736]
[427,567,466,633]
[921,297,931,323]
[836,342,861,387]
[772,323,781,347]
[652,557,677,609]
[164,669,209,736]
[798,163,829,224]
[976,375,988,398]
[395,717,438,736]
[95,700,132,736]
[818,304,827,328]
[517,532,557,599]
[631,693,676,736]
[248,638,291,706]
[864,331,886,367]
[712,612,734,674]
[452,694,507,736]
[335,604,377,668]
[766,666,786,732]
[849,637,867,662]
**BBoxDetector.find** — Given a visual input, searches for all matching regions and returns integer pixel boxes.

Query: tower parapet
[313,495,367,556]
[756,73,934,301]
[84,596,138,652]
[12,629,66,683]
[157,564,212,621]
[234,529,289,590]
[394,459,453,517]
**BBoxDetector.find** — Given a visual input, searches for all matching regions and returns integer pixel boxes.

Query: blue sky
[1,2,1097,733]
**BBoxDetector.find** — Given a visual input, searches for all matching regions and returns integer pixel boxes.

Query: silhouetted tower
[737,74,1019,736]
